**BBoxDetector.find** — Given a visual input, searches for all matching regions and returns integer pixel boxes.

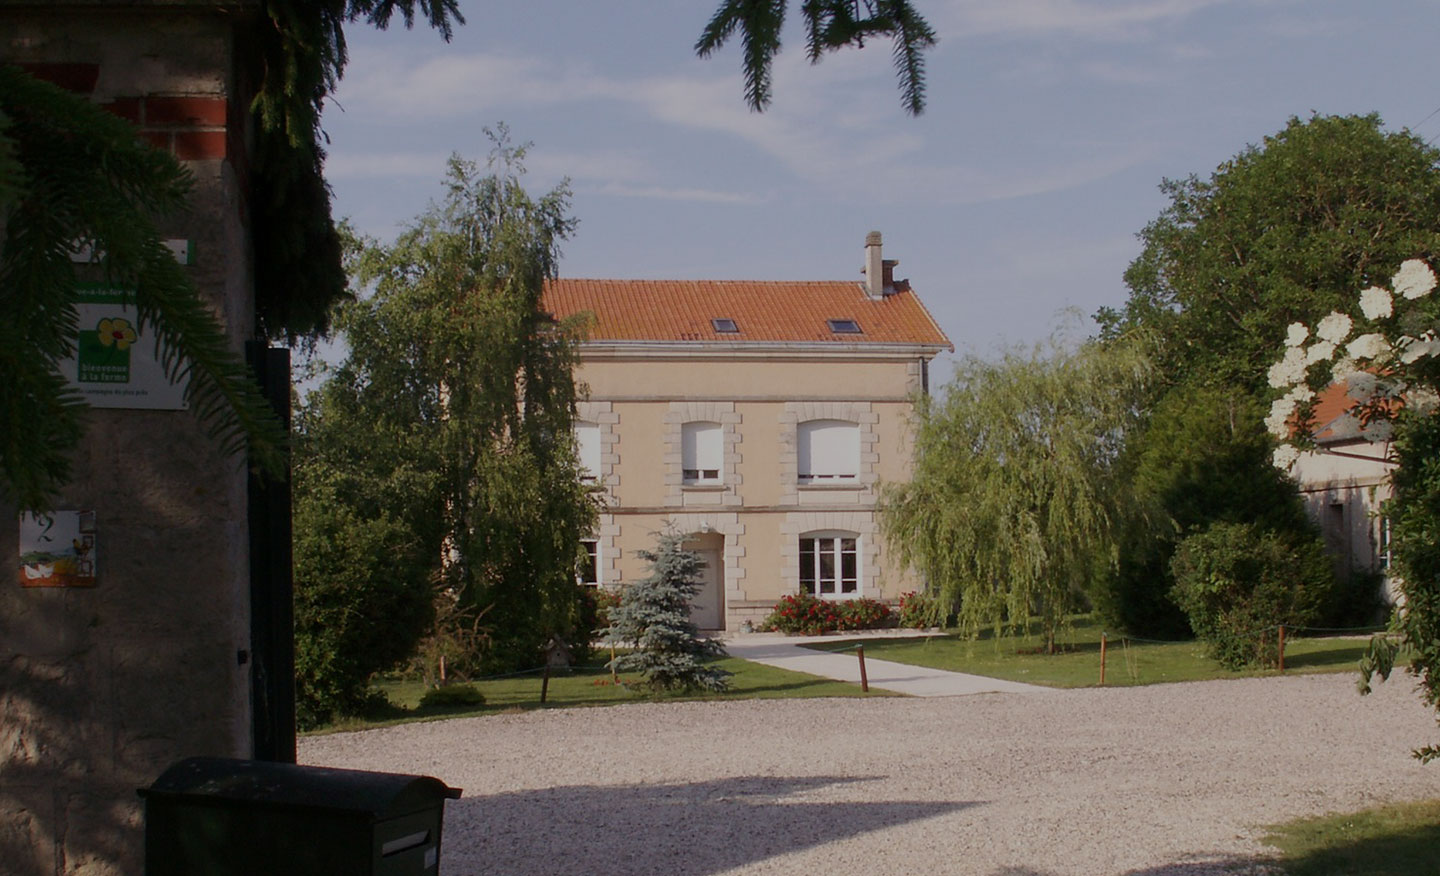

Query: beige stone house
[1292,383,1398,600]
[544,233,952,630]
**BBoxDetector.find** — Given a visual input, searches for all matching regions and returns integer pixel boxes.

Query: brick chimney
[863,231,899,298]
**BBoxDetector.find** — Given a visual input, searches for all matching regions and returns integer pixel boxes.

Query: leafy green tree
[295,137,596,689]
[1170,522,1331,670]
[1095,114,1440,638]
[1372,411,1440,760]
[604,529,730,692]
[1100,114,1440,393]
[881,337,1151,651]
[1098,385,1329,637]
[292,483,432,728]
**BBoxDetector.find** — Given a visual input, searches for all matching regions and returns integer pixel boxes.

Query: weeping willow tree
[882,337,1152,651]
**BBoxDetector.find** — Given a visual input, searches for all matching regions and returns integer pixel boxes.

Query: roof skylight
[712,318,739,333]
[827,319,862,334]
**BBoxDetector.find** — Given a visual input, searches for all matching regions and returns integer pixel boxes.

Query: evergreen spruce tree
[605,531,730,692]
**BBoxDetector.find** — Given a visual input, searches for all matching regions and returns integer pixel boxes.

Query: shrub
[897,590,944,629]
[762,593,841,635]
[836,597,894,630]
[419,683,486,709]
[1170,522,1333,669]
[762,594,895,634]
[581,585,624,636]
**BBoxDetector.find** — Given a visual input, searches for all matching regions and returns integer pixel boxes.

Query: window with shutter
[682,421,722,483]
[797,419,859,482]
[575,422,600,482]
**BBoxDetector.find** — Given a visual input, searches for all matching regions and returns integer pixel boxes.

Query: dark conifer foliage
[605,530,731,692]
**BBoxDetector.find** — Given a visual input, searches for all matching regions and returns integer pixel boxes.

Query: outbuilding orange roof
[543,279,952,350]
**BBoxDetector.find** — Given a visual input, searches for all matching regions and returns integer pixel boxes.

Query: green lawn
[309,655,896,734]
[808,616,1381,688]
[1261,799,1440,876]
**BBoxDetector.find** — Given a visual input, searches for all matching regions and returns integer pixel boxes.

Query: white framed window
[1380,516,1392,571]
[574,421,600,482]
[682,421,722,484]
[799,533,859,597]
[578,539,599,586]
[798,419,859,483]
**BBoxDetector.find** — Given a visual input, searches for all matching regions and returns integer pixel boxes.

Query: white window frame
[574,421,600,483]
[578,538,600,587]
[682,421,723,484]
[798,419,859,483]
[798,532,860,598]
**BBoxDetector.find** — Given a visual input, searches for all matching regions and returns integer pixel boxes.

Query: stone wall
[1,4,259,873]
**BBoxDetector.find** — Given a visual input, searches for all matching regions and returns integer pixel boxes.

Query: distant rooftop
[542,278,953,350]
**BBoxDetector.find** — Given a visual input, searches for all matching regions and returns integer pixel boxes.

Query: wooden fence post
[1278,625,1286,673]
[856,645,869,693]
[1100,633,1108,686]
[541,664,551,704]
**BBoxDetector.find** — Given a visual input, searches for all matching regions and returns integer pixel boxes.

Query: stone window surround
[779,402,879,505]
[780,511,881,598]
[575,400,619,492]
[664,402,742,507]
[592,512,622,588]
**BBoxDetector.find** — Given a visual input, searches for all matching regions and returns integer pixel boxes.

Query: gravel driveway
[300,673,1440,875]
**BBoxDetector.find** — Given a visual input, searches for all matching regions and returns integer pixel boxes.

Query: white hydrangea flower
[1267,346,1307,388]
[1305,340,1336,365]
[1400,336,1440,364]
[1346,371,1378,401]
[1264,399,1293,438]
[1409,386,1440,415]
[1346,332,1391,361]
[1315,312,1353,344]
[1327,413,1362,440]
[1285,385,1316,404]
[1358,286,1393,320]
[1285,322,1310,347]
[1272,444,1300,471]
[1331,357,1360,381]
[1393,259,1437,300]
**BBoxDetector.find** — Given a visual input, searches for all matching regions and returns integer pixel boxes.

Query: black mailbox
[139,756,462,876]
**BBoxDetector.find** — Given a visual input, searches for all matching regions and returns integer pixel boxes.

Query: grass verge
[1260,799,1440,875]
[309,655,897,735]
[808,615,1381,688]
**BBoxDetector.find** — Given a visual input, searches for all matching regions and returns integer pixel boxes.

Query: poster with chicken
[19,511,97,588]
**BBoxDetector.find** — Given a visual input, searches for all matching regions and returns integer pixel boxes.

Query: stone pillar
[1,5,259,874]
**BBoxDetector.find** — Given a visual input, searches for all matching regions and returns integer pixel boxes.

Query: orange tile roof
[543,279,953,350]
[1308,380,1401,442]
[1310,382,1356,441]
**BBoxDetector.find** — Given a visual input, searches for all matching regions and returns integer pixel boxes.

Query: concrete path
[722,630,1047,696]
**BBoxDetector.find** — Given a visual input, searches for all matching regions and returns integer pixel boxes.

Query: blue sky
[321,0,1440,373]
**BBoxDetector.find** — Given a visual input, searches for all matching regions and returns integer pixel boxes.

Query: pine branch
[0,66,285,509]
[696,0,787,112]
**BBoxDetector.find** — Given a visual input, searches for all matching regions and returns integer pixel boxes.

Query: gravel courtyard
[300,673,1440,875]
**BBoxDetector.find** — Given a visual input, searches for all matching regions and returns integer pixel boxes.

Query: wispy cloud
[325,150,451,179]
[934,0,1244,40]
[331,34,1149,208]
[587,182,766,204]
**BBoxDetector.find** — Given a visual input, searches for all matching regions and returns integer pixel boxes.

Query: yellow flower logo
[97,317,137,351]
